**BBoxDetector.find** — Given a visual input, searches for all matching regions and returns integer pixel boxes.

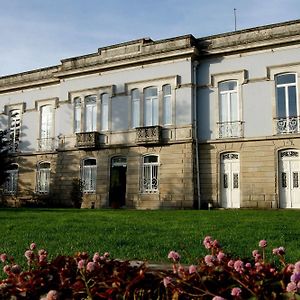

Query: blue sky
[0,0,299,76]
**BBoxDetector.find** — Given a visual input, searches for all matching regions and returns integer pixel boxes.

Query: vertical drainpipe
[193,60,201,209]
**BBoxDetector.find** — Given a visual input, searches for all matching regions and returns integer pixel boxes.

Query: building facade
[1,19,300,209]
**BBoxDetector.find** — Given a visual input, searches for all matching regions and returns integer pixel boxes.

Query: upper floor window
[8,109,21,152]
[39,105,54,151]
[275,73,299,134]
[218,80,242,138]
[74,97,82,133]
[142,155,159,193]
[162,84,172,125]
[81,158,97,193]
[36,162,50,194]
[131,89,140,128]
[144,87,158,126]
[3,164,18,195]
[101,93,109,131]
[85,95,97,132]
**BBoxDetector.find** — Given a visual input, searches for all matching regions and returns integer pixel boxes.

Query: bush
[0,238,299,299]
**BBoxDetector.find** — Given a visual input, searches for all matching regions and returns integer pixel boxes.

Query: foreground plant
[0,238,299,299]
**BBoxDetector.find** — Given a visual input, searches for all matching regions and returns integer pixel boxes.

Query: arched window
[131,89,140,128]
[144,87,158,126]
[37,162,51,194]
[81,158,97,193]
[162,84,172,125]
[4,164,18,194]
[142,155,159,193]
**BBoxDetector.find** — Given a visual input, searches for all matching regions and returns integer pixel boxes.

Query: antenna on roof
[234,8,237,31]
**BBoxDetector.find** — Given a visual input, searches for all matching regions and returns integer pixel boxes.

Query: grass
[0,208,300,268]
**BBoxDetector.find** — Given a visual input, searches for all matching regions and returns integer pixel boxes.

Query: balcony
[37,138,56,151]
[217,121,244,139]
[275,117,300,134]
[76,131,102,149]
[136,126,162,145]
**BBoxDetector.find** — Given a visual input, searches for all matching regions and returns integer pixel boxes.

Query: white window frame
[81,158,97,193]
[36,162,51,194]
[142,155,159,193]
[101,93,109,131]
[162,84,172,125]
[144,87,159,126]
[275,73,298,119]
[84,95,97,132]
[3,164,18,195]
[39,105,54,151]
[131,89,140,128]
[74,97,82,133]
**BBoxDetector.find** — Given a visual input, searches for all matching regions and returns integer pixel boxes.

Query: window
[81,158,97,193]
[37,162,51,194]
[144,87,158,126]
[218,81,242,138]
[131,89,140,128]
[40,105,54,151]
[162,85,172,125]
[101,93,109,131]
[74,97,82,133]
[142,155,159,193]
[276,73,298,118]
[8,109,21,152]
[85,95,97,132]
[3,164,18,194]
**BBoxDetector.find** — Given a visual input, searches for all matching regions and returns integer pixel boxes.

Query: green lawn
[0,208,299,268]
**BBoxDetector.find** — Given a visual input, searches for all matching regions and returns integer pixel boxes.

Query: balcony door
[109,157,127,208]
[220,153,240,208]
[279,150,300,208]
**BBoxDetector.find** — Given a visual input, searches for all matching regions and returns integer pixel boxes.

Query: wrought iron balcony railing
[76,131,102,149]
[217,121,244,139]
[136,126,162,145]
[275,116,300,134]
[37,138,56,151]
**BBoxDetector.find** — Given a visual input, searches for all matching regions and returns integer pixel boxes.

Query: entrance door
[109,157,127,208]
[279,150,300,208]
[221,153,240,208]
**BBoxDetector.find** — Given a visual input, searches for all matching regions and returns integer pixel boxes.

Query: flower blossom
[77,259,85,270]
[30,242,36,250]
[204,255,215,267]
[286,282,297,293]
[234,260,244,273]
[93,252,100,263]
[272,246,285,256]
[259,240,267,248]
[189,265,197,274]
[86,262,96,272]
[24,250,34,260]
[168,251,180,262]
[231,287,242,297]
[227,259,235,268]
[294,261,300,273]
[217,251,225,262]
[203,236,213,249]
[0,253,7,263]
[46,290,59,300]
[163,276,172,287]
[3,265,10,275]
[11,264,21,274]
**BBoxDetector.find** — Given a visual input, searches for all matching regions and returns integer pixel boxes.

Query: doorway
[220,152,240,208]
[109,156,127,208]
[279,150,300,208]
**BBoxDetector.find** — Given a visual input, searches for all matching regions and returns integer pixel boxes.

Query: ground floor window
[142,155,159,193]
[3,164,18,194]
[81,158,97,193]
[36,162,51,194]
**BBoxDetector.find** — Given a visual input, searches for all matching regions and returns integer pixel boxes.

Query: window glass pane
[162,84,171,95]
[145,87,157,97]
[84,159,96,166]
[219,93,228,122]
[277,87,286,118]
[288,86,297,117]
[152,96,159,125]
[230,92,238,121]
[145,99,152,126]
[276,74,296,85]
[144,155,158,163]
[131,89,140,128]
[219,81,237,92]
[40,106,53,139]
[163,85,172,125]
[101,94,109,131]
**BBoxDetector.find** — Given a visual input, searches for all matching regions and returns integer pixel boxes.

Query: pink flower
[24,250,34,260]
[86,262,96,272]
[259,240,267,248]
[189,265,197,274]
[291,272,300,283]
[203,236,213,249]
[287,264,295,273]
[272,247,285,256]
[103,252,110,259]
[217,251,225,262]
[0,253,7,263]
[294,261,300,273]
[234,260,244,273]
[212,297,225,300]
[46,290,59,300]
[77,259,85,270]
[168,251,180,262]
[93,252,100,262]
[227,260,235,268]
[245,262,251,268]
[255,262,263,272]
[163,276,172,287]
[11,264,21,274]
[286,282,297,293]
[3,265,10,275]
[30,243,36,250]
[38,249,48,263]
[38,249,47,256]
[252,250,259,257]
[231,287,242,297]
[204,255,215,267]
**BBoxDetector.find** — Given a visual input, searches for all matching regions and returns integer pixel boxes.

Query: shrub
[0,238,299,299]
